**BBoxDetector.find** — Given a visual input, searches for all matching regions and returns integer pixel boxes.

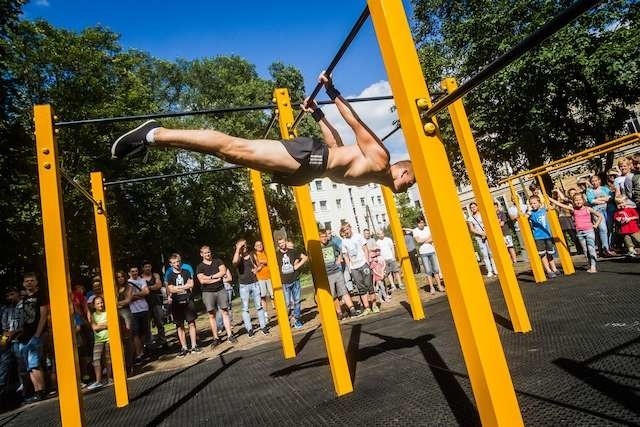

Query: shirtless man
[111,73,415,193]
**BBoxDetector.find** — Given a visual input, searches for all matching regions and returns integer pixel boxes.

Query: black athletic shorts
[172,300,197,325]
[271,137,329,186]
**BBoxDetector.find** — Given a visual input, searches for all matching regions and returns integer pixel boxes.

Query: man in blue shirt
[527,195,560,278]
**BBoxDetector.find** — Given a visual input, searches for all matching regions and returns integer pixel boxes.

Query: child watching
[550,193,603,273]
[527,195,561,278]
[613,195,640,257]
[369,246,389,306]
[88,296,110,390]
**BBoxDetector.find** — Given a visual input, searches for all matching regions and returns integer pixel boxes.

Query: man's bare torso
[324,143,392,187]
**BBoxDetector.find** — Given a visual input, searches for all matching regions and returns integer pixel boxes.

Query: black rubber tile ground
[1,259,638,426]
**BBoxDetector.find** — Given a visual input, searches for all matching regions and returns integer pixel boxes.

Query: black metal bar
[261,113,278,139]
[55,103,276,128]
[59,168,102,207]
[104,165,243,187]
[423,0,602,119]
[290,5,371,130]
[381,124,401,142]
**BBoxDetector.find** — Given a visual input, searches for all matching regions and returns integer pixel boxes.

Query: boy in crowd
[196,245,236,346]
[167,253,202,357]
[319,229,360,320]
[613,195,640,257]
[254,241,274,319]
[527,196,560,278]
[276,237,308,329]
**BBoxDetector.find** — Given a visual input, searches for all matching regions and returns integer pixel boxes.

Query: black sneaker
[262,327,270,335]
[191,346,203,354]
[110,120,160,160]
[248,329,255,338]
[177,348,189,358]
[228,334,238,343]
[210,338,221,348]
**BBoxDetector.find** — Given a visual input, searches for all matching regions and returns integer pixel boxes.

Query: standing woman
[585,175,615,256]
[115,270,133,370]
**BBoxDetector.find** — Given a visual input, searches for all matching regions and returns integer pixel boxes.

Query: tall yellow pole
[90,172,129,407]
[508,181,547,283]
[34,104,85,426]
[368,1,523,425]
[381,187,424,320]
[536,176,575,275]
[249,170,296,358]
[442,78,531,333]
[273,88,353,396]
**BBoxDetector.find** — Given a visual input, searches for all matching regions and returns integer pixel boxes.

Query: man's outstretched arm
[302,99,343,147]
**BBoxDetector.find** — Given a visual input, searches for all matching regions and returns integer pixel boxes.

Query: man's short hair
[529,195,540,202]
[416,216,425,224]
[469,202,477,208]
[169,253,181,262]
[23,272,37,280]
[142,260,152,266]
[200,245,210,252]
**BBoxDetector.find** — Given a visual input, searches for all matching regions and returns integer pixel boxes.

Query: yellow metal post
[442,78,531,333]
[90,172,129,407]
[368,2,523,425]
[508,181,547,283]
[381,186,424,320]
[34,104,85,426]
[273,88,353,396]
[249,169,296,359]
[536,176,575,275]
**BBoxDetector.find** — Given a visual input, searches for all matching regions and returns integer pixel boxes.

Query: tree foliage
[412,0,640,183]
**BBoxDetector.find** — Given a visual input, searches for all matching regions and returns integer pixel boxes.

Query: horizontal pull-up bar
[290,5,371,130]
[423,0,602,120]
[499,132,639,184]
[54,94,391,128]
[104,164,243,187]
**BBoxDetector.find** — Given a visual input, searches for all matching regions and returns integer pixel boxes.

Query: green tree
[396,192,423,228]
[413,0,640,182]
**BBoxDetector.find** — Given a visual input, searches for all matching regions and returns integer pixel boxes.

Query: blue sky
[23,0,417,160]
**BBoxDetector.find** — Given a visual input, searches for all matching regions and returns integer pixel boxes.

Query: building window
[320,200,327,211]
[376,214,380,224]
[377,196,382,205]
[371,196,375,205]
[315,180,323,191]
[332,183,338,189]
[336,199,342,209]
[414,200,421,209]
[381,214,386,223]
[360,197,365,207]
[324,221,332,230]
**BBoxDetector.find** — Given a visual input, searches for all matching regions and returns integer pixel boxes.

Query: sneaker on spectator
[349,307,361,317]
[191,346,203,354]
[547,272,557,279]
[293,320,304,329]
[177,348,189,358]
[626,251,636,258]
[24,391,47,403]
[134,356,144,366]
[359,308,372,317]
[262,326,270,335]
[371,305,380,314]
[228,334,238,343]
[210,338,221,348]
[86,382,103,391]
[248,329,255,337]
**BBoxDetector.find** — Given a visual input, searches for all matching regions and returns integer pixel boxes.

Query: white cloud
[35,0,50,6]
[321,80,410,163]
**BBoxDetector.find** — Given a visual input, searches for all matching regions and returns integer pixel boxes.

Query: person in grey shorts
[320,229,360,319]
[196,245,236,347]
[340,223,378,315]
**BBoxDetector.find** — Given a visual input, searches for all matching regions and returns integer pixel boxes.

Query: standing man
[376,229,404,291]
[276,237,309,328]
[166,253,203,357]
[233,239,269,337]
[412,217,444,294]
[340,223,377,315]
[495,202,518,264]
[127,266,150,365]
[16,273,49,402]
[320,229,360,319]
[254,241,274,320]
[508,196,529,261]
[141,261,167,350]
[196,245,236,347]
[403,228,421,274]
[467,202,498,278]
[362,229,377,250]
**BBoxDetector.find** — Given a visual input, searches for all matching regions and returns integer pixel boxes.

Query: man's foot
[547,271,557,279]
[111,120,159,159]
[262,326,270,335]
[293,320,304,329]
[177,348,189,358]
[359,308,372,317]
[134,356,144,366]
[248,329,255,337]
[626,251,636,258]
[429,286,436,295]
[24,391,47,404]
[348,307,360,318]
[86,382,104,391]
[191,346,203,354]
[371,304,380,314]
[210,337,221,348]
[228,334,238,343]
[586,268,597,273]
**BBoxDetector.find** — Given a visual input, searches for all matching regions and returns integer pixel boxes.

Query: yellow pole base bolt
[423,121,437,135]
[416,98,430,109]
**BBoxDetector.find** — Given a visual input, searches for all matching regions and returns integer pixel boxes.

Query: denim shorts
[13,336,43,372]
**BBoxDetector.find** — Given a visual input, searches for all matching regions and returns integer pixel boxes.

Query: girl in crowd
[88,296,111,390]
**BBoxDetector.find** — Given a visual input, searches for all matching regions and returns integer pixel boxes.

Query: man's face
[5,290,20,304]
[23,276,37,293]
[494,203,500,212]
[170,259,181,270]
[416,220,425,230]
[376,230,384,240]
[319,232,329,245]
[530,198,541,210]
[363,230,370,239]
[277,239,287,250]
[470,203,478,214]
[129,267,139,279]
[142,263,152,274]
[392,165,415,193]
[200,248,212,261]
[342,225,352,238]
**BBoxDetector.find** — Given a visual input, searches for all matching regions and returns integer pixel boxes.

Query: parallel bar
[424,0,602,119]
[380,186,424,320]
[34,104,85,426]
[443,77,531,333]
[369,1,523,425]
[104,165,243,187]
[59,168,102,208]
[90,172,129,407]
[508,180,547,283]
[290,5,371,130]
[274,88,353,396]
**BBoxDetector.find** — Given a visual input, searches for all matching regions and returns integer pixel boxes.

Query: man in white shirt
[467,202,498,278]
[376,230,404,291]
[340,223,378,315]
[127,266,150,364]
[412,217,444,294]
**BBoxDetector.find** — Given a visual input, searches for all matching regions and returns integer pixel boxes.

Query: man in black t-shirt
[16,273,49,402]
[275,238,308,329]
[166,253,202,357]
[196,245,236,346]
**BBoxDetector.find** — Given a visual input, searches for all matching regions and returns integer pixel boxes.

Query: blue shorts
[13,336,43,372]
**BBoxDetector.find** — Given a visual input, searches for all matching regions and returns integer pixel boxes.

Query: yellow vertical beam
[273,88,353,396]
[508,181,547,283]
[90,172,129,407]
[34,104,85,426]
[442,78,531,333]
[381,187,424,320]
[248,169,296,359]
[536,176,575,275]
[368,2,523,425]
